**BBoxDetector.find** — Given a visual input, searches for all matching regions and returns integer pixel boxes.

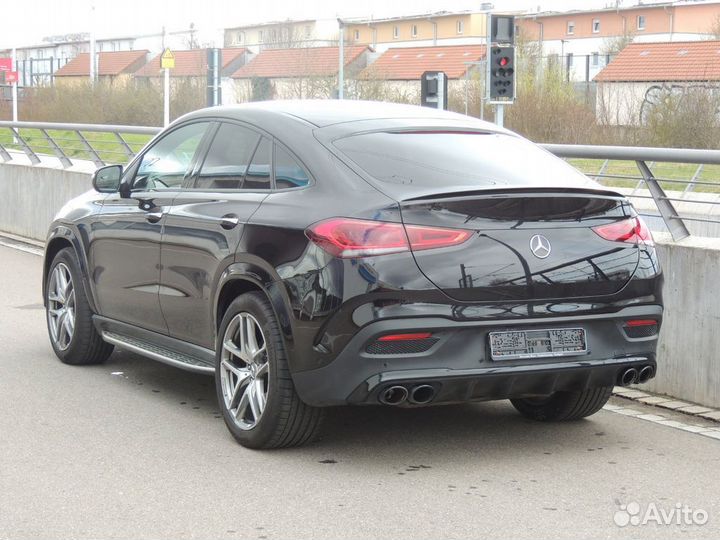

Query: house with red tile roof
[54,50,149,85]
[352,44,486,106]
[593,40,720,125]
[360,44,486,80]
[229,46,371,101]
[135,48,251,79]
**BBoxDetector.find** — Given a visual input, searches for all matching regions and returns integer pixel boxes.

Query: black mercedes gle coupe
[43,100,663,448]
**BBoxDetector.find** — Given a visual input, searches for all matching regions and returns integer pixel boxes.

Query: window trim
[592,18,600,33]
[175,119,315,194]
[393,25,399,39]
[125,119,214,193]
[411,24,418,38]
[637,15,646,30]
[456,20,464,35]
[272,140,313,191]
[190,121,269,192]
[354,29,360,41]
[567,20,575,35]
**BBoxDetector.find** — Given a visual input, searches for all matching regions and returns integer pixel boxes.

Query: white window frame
[411,24,418,38]
[457,20,464,34]
[393,25,399,39]
[637,15,646,30]
[592,19,601,33]
[567,21,575,35]
[354,29,360,41]
[258,30,264,43]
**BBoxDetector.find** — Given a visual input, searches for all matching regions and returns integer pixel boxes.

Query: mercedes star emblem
[529,234,552,259]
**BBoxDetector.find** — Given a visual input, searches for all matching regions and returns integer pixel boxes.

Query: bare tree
[707,14,720,39]
[601,29,635,56]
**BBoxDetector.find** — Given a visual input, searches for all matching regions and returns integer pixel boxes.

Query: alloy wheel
[219,312,270,430]
[47,262,76,351]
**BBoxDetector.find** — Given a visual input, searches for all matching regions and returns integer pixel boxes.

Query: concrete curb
[613,386,720,422]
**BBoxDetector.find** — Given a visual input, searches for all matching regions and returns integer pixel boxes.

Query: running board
[102,331,215,375]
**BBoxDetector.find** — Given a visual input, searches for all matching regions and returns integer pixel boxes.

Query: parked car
[43,100,663,448]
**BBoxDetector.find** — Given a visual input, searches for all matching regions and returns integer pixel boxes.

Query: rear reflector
[592,216,654,246]
[624,319,659,338]
[625,319,657,327]
[377,332,433,342]
[367,333,438,354]
[306,218,471,258]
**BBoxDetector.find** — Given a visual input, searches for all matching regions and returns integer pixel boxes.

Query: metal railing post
[636,160,690,241]
[10,128,41,165]
[75,130,106,168]
[40,129,73,168]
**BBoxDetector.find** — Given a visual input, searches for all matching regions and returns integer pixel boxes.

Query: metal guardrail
[2,121,720,241]
[0,121,160,169]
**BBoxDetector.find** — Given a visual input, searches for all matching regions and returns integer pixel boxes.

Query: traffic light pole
[496,103,504,128]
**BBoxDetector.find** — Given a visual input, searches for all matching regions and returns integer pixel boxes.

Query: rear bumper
[292,304,662,406]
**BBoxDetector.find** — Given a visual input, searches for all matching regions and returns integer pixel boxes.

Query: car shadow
[99,349,622,466]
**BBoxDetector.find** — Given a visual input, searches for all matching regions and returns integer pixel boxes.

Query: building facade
[517,1,720,81]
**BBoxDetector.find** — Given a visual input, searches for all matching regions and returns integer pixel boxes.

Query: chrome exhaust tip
[379,385,408,405]
[637,365,655,384]
[408,384,436,405]
[618,367,639,386]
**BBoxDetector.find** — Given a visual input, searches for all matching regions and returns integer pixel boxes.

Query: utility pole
[337,18,344,99]
[89,3,96,84]
[11,47,17,123]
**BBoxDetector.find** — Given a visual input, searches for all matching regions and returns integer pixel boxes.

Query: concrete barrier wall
[1,161,719,407]
[648,233,720,408]
[0,161,92,241]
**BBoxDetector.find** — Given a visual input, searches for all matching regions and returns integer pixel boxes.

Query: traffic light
[489,46,515,100]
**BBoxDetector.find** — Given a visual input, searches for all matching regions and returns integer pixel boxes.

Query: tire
[45,247,114,365]
[510,386,613,421]
[215,291,325,449]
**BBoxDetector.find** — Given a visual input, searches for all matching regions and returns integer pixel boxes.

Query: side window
[195,123,260,190]
[133,122,208,191]
[274,145,310,189]
[243,137,272,190]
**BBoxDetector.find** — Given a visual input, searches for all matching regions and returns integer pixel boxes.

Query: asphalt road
[1,243,719,540]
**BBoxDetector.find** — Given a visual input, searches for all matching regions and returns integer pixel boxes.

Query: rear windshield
[334,131,595,192]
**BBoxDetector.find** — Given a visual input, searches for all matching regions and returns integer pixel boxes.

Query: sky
[1,0,643,49]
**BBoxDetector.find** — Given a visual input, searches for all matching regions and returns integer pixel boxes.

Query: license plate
[489,328,587,361]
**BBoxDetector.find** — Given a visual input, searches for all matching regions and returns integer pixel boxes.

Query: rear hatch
[401,190,640,302]
[332,129,642,303]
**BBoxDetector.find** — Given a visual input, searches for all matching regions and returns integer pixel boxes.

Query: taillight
[305,218,471,258]
[592,217,654,246]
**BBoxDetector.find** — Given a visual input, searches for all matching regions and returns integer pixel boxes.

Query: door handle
[145,210,163,224]
[220,214,240,230]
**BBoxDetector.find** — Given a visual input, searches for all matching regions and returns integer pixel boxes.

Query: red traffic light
[499,57,509,67]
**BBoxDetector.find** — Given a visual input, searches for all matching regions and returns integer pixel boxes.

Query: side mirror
[92,165,123,193]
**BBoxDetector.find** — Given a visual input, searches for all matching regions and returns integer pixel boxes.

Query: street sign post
[161,48,174,127]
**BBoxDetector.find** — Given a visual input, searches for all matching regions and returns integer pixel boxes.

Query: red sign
[5,71,17,84]
[0,58,11,71]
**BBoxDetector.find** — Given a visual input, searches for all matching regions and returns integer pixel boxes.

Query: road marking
[603,404,720,441]
[0,238,43,256]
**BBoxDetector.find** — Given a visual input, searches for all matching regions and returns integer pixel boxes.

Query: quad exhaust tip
[379,386,408,405]
[617,365,655,386]
[637,365,655,384]
[379,384,437,405]
[618,367,639,386]
[409,385,436,405]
